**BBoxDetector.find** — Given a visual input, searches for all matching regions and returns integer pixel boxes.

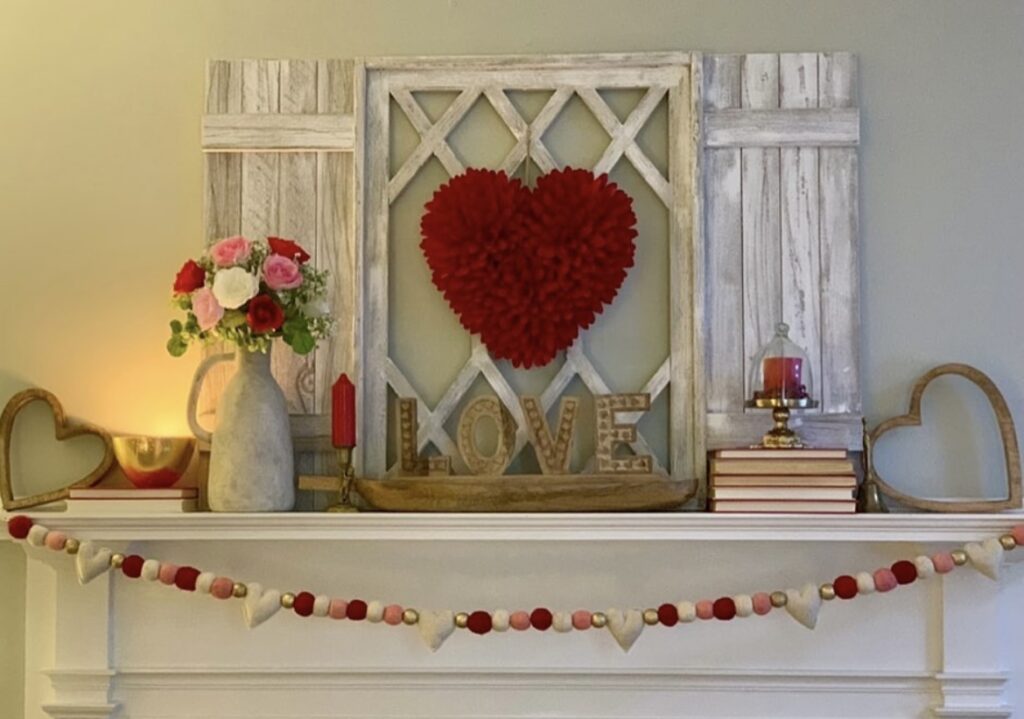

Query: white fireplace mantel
[8,510,1024,719]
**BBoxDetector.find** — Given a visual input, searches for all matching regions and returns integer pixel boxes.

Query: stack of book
[709,448,856,513]
[65,487,198,514]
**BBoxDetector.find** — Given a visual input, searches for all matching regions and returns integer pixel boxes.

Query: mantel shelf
[5,511,1023,543]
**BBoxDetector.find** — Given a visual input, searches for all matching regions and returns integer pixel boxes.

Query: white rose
[212,267,259,309]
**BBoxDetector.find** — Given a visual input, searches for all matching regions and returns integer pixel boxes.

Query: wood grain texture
[867,364,1022,513]
[202,114,355,151]
[819,53,861,414]
[703,52,861,449]
[704,108,858,147]
[0,389,114,510]
[352,474,691,512]
[741,54,782,402]
[780,53,822,414]
[703,54,743,414]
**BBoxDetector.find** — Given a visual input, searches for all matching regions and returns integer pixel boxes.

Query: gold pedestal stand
[745,397,819,449]
[297,446,359,512]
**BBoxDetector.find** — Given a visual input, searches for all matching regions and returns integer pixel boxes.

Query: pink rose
[192,287,224,331]
[262,254,303,291]
[209,236,252,268]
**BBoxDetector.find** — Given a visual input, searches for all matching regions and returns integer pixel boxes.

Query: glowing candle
[763,357,802,397]
[332,374,356,448]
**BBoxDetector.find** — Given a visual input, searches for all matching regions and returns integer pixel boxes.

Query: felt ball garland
[5,514,1023,653]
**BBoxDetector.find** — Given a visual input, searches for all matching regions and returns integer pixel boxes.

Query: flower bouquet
[168,235,332,512]
[168,235,331,357]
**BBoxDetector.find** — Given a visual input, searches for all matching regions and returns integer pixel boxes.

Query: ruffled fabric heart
[421,167,637,368]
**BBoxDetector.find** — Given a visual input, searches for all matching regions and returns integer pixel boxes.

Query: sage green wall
[2,1,1022,715]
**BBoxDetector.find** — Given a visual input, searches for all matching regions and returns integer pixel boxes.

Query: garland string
[7,515,1022,653]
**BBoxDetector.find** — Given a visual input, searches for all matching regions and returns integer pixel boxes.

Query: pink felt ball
[383,604,404,626]
[752,592,773,615]
[931,552,956,574]
[44,532,67,551]
[509,611,531,631]
[695,600,714,620]
[572,610,592,630]
[328,599,348,620]
[158,564,180,585]
[873,568,898,592]
[1012,525,1024,546]
[210,577,234,600]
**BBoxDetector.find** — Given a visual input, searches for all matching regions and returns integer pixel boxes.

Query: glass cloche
[745,322,819,447]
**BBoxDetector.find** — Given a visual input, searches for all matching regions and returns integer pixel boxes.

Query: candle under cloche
[746,322,819,448]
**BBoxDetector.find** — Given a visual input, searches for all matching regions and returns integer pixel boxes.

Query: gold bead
[591,612,608,629]
[643,609,659,626]
[819,583,836,601]
[110,553,125,569]
[770,591,788,608]
[1000,534,1017,551]
[232,583,248,598]
[281,592,296,609]
[454,612,469,629]
[65,538,80,555]
[402,609,420,625]
[951,550,968,566]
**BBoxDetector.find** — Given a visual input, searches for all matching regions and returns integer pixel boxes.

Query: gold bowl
[112,436,195,489]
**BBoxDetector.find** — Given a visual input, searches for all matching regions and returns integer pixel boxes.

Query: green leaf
[287,329,316,355]
[166,335,189,357]
[222,310,247,329]
[170,319,183,333]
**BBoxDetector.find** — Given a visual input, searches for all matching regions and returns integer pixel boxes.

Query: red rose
[268,236,311,264]
[173,259,206,294]
[246,294,285,333]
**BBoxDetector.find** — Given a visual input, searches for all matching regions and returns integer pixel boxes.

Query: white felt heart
[606,608,644,652]
[966,539,1005,581]
[417,610,455,652]
[785,583,822,630]
[242,582,282,629]
[74,541,112,585]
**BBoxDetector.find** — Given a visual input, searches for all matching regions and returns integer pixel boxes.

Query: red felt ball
[293,592,315,617]
[712,597,737,621]
[7,515,33,540]
[347,599,368,621]
[121,555,145,579]
[530,607,553,631]
[657,603,679,627]
[174,566,201,592]
[891,560,918,585]
[833,575,858,600]
[467,611,493,635]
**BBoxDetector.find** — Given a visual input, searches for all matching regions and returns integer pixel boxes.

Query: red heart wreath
[420,167,637,368]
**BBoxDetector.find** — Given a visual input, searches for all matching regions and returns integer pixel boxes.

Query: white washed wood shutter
[703,53,861,449]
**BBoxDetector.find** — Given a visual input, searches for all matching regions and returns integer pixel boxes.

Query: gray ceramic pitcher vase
[187,348,295,512]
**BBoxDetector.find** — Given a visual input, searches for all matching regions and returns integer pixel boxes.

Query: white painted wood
[360,54,702,489]
[704,108,859,147]
[740,54,782,402]
[780,53,822,413]
[819,53,862,414]
[704,55,743,414]
[10,511,1024,543]
[703,52,862,447]
[201,113,355,151]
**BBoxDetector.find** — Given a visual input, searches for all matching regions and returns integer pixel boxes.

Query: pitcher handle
[186,351,235,443]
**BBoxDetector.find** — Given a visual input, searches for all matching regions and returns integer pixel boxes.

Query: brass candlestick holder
[744,397,819,449]
[297,446,359,512]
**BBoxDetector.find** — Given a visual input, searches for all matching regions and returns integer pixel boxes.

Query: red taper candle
[331,374,356,448]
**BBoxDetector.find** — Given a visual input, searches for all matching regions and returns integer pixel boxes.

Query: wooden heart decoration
[420,167,637,369]
[0,388,114,510]
[867,364,1022,512]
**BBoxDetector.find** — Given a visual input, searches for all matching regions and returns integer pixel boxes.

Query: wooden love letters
[400,393,649,479]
